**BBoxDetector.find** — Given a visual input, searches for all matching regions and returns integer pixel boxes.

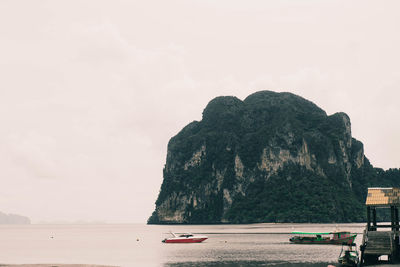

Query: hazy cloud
[0,0,399,222]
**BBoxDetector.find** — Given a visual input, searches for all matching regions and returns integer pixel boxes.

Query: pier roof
[366,187,400,206]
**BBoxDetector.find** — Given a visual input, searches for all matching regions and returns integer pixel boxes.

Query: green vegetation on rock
[148,91,400,224]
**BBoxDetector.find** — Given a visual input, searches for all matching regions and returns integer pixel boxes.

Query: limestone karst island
[0,211,30,224]
[148,91,400,224]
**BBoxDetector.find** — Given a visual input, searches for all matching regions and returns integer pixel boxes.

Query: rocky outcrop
[0,211,31,224]
[148,91,372,224]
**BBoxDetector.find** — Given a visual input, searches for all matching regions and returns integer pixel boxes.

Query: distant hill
[148,90,400,224]
[0,211,31,224]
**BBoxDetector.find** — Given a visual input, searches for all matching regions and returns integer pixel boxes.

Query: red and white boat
[162,232,208,243]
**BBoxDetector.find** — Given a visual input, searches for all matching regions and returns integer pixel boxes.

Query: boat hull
[338,257,358,267]
[290,235,356,245]
[163,237,208,243]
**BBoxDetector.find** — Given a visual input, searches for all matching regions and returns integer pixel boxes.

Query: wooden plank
[364,250,392,255]
[364,230,394,257]
[372,225,400,228]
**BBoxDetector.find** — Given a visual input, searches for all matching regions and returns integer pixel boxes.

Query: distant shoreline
[0,265,117,267]
[147,222,368,225]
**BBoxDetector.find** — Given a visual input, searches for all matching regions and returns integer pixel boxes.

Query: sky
[0,0,399,223]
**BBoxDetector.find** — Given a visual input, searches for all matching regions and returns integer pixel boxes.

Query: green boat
[289,231,357,245]
[338,243,359,266]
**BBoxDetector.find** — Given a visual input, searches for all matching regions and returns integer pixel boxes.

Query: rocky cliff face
[149,91,373,224]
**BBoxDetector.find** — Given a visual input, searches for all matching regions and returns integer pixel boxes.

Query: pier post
[396,207,400,261]
[391,206,395,230]
[367,206,371,231]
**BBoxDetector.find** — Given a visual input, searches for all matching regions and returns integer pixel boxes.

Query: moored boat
[338,242,359,266]
[289,231,357,245]
[162,232,208,243]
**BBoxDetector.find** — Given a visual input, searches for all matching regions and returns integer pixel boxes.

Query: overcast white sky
[0,0,399,223]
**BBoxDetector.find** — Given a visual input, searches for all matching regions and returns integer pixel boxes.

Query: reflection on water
[161,227,364,266]
[166,261,335,267]
[160,223,365,267]
[0,223,365,267]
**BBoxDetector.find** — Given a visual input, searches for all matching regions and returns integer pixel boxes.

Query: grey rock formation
[149,91,371,224]
[0,211,31,224]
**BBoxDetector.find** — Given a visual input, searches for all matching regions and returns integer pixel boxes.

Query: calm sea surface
[0,223,366,267]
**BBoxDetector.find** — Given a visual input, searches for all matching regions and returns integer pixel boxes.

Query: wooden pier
[360,188,400,265]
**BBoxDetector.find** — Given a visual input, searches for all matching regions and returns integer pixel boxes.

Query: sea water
[0,223,365,267]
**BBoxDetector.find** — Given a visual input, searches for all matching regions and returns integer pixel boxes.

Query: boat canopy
[291,232,331,235]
